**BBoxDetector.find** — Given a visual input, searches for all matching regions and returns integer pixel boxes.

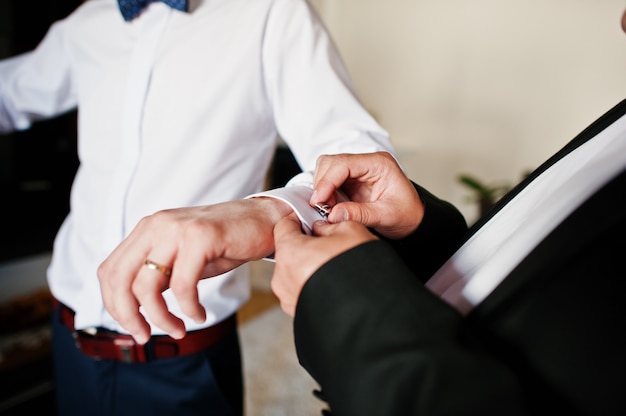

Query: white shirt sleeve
[0,21,77,132]
[0,54,42,132]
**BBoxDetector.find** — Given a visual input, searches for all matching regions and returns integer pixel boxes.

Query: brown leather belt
[54,299,236,363]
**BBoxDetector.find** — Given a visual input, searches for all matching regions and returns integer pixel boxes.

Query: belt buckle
[74,327,147,363]
[113,336,142,363]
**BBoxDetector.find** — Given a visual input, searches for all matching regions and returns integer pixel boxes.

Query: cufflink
[314,203,331,218]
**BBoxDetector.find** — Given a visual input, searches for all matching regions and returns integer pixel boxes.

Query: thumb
[274,215,305,243]
[328,201,381,227]
[309,219,334,236]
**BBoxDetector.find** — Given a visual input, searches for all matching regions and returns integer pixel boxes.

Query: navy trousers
[51,307,243,416]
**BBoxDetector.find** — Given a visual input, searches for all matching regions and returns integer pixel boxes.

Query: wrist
[249,196,295,224]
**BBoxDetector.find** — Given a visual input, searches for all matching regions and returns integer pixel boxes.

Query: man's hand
[311,152,424,239]
[271,215,377,316]
[98,197,292,343]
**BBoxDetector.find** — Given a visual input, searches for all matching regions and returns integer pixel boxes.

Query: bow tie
[118,0,188,22]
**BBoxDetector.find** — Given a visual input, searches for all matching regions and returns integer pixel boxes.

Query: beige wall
[310,0,626,222]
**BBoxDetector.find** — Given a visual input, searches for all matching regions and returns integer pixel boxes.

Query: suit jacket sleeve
[293,184,530,415]
[380,182,468,283]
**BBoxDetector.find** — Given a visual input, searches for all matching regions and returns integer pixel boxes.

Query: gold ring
[144,259,172,277]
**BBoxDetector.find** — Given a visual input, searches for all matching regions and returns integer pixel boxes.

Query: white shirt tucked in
[0,0,394,333]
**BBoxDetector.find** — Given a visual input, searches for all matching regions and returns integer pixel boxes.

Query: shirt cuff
[246,172,321,235]
[246,172,348,261]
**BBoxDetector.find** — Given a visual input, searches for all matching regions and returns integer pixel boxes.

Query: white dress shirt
[426,113,626,315]
[0,0,394,333]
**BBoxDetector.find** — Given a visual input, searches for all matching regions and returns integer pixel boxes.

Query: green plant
[458,174,511,216]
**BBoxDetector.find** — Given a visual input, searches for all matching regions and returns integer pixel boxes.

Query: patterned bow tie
[118,0,188,22]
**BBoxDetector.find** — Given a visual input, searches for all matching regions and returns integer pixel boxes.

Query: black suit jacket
[293,100,626,415]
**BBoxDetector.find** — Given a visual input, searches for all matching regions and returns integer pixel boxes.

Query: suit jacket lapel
[473,166,626,315]
[456,98,626,315]
[465,98,626,240]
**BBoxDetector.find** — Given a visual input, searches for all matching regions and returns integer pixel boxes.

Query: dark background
[0,1,81,414]
[0,0,82,263]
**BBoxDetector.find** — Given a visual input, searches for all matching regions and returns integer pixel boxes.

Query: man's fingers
[138,291,186,340]
[312,154,353,203]
[310,179,341,208]
[109,292,152,344]
[169,245,208,325]
[274,214,305,242]
[131,258,184,340]
[98,240,154,343]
